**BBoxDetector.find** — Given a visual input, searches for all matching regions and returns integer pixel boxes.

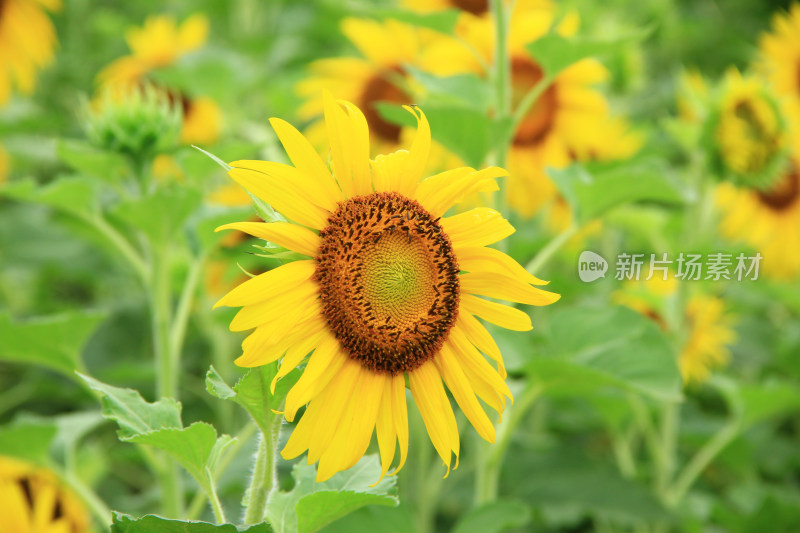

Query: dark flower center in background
[511,57,558,147]
[451,0,489,16]
[315,192,460,374]
[360,67,410,143]
[758,165,800,211]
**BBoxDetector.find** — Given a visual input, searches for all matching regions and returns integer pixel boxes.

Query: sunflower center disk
[315,192,460,374]
[758,165,800,211]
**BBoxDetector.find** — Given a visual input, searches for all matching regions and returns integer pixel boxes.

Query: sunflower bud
[86,84,182,159]
[704,69,789,190]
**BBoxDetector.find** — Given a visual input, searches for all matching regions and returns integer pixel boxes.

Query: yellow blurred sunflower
[420,2,622,217]
[0,0,60,106]
[97,14,221,146]
[0,455,89,533]
[710,69,787,188]
[215,94,560,481]
[298,18,434,154]
[716,159,800,279]
[758,3,800,127]
[614,277,735,384]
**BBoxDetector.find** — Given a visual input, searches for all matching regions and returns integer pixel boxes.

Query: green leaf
[57,139,130,182]
[0,311,105,375]
[266,456,397,533]
[1,176,99,217]
[317,505,416,533]
[112,184,203,245]
[526,29,650,78]
[548,162,687,224]
[378,102,510,168]
[531,305,683,401]
[77,373,182,438]
[52,411,106,455]
[0,421,58,464]
[452,501,532,533]
[355,7,459,33]
[206,365,300,435]
[111,513,273,533]
[129,423,234,487]
[405,66,491,111]
[80,374,234,489]
[714,377,800,429]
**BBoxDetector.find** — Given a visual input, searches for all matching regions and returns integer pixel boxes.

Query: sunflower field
[3,0,800,532]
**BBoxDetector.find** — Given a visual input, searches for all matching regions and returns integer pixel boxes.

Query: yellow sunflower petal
[408,360,459,474]
[395,106,431,196]
[416,167,506,218]
[307,358,362,465]
[441,208,515,249]
[456,312,506,378]
[457,246,548,285]
[269,117,344,202]
[229,284,318,332]
[371,150,410,192]
[375,381,397,480]
[461,293,532,331]
[284,334,348,422]
[227,167,329,229]
[390,373,409,474]
[229,161,337,213]
[215,221,320,257]
[271,329,328,393]
[214,260,315,309]
[460,272,561,306]
[324,92,372,197]
[436,345,496,442]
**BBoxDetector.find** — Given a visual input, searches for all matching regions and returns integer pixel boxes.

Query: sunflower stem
[491,0,512,220]
[525,223,578,274]
[243,413,281,525]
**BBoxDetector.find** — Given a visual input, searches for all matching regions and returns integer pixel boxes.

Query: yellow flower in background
[710,69,787,188]
[0,455,89,533]
[0,0,60,106]
[298,18,430,152]
[614,277,735,385]
[403,0,489,16]
[98,14,208,86]
[97,14,221,146]
[215,95,559,481]
[420,1,630,217]
[716,160,800,279]
[758,3,800,127]
[681,296,735,384]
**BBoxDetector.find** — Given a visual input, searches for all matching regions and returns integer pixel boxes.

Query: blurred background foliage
[2,0,800,532]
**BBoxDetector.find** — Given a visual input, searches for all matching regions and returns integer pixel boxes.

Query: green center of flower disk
[314,192,460,374]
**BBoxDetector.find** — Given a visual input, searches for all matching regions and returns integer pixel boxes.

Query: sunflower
[708,68,787,188]
[215,95,560,481]
[0,455,89,533]
[0,0,60,106]
[97,14,221,146]
[298,18,429,152]
[419,3,621,217]
[716,158,800,279]
[613,277,735,384]
[403,0,489,16]
[758,3,800,128]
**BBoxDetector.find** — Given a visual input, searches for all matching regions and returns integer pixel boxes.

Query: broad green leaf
[52,411,106,455]
[78,373,182,438]
[80,374,234,489]
[111,184,203,245]
[318,505,416,533]
[526,29,650,78]
[507,447,670,523]
[405,66,491,111]
[355,7,459,33]
[714,377,800,429]
[548,162,687,224]
[111,513,273,533]
[57,139,130,182]
[452,501,532,533]
[0,311,105,375]
[0,421,57,464]
[206,365,300,435]
[531,305,683,401]
[266,456,397,533]
[1,176,99,217]
[378,102,510,168]
[129,423,234,487]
